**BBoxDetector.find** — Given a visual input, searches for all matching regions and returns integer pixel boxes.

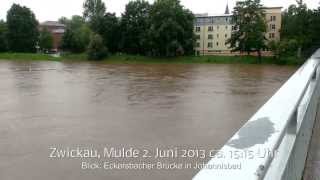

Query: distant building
[194,5,282,56]
[39,21,66,52]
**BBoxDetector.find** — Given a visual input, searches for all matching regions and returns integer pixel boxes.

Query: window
[216,42,219,46]
[269,33,275,38]
[195,26,201,32]
[232,26,238,31]
[225,34,228,38]
[208,34,213,39]
[217,34,219,38]
[225,26,228,30]
[208,42,213,48]
[196,35,200,40]
[217,25,220,30]
[196,42,200,47]
[271,16,276,21]
[208,26,213,32]
[270,24,276,30]
[211,17,216,23]
[226,18,228,22]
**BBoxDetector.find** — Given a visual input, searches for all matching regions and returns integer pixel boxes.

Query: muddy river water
[0,61,297,180]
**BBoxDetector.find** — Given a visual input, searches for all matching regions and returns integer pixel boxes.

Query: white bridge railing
[193,49,320,180]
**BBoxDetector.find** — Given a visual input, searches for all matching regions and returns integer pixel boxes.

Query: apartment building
[194,6,282,56]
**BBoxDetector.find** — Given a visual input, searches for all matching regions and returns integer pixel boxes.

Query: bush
[268,39,299,59]
[87,33,108,60]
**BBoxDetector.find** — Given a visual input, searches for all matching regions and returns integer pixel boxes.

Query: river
[0,60,297,180]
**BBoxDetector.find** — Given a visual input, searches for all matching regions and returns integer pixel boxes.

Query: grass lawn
[0,52,303,65]
[0,53,61,61]
[107,54,303,65]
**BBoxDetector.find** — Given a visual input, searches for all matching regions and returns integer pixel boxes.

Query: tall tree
[310,5,320,46]
[148,0,195,57]
[39,28,53,52]
[82,0,119,53]
[83,0,106,32]
[98,13,120,53]
[60,16,91,53]
[120,0,151,55]
[0,20,8,52]
[227,0,267,61]
[58,17,68,25]
[281,0,312,57]
[6,4,39,52]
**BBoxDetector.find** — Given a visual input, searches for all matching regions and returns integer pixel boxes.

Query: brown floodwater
[0,60,297,180]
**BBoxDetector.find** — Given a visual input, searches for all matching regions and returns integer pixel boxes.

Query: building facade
[194,6,282,56]
[39,21,66,52]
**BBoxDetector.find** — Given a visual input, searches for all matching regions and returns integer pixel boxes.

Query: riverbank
[0,53,303,65]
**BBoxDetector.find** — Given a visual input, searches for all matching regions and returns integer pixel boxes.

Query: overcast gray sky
[0,0,319,22]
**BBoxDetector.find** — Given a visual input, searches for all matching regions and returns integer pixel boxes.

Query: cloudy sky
[0,0,319,22]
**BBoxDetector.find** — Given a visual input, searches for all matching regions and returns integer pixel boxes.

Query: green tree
[268,39,299,59]
[310,6,320,46]
[39,28,53,52]
[87,33,108,60]
[0,20,8,52]
[6,4,39,52]
[281,0,313,57]
[61,28,74,51]
[68,15,86,29]
[148,0,195,57]
[120,0,151,55]
[97,13,120,53]
[83,0,106,32]
[82,0,119,53]
[58,16,68,25]
[227,0,267,61]
[60,16,91,53]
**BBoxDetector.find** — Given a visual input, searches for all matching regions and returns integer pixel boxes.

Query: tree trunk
[257,50,262,64]
[297,47,302,58]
